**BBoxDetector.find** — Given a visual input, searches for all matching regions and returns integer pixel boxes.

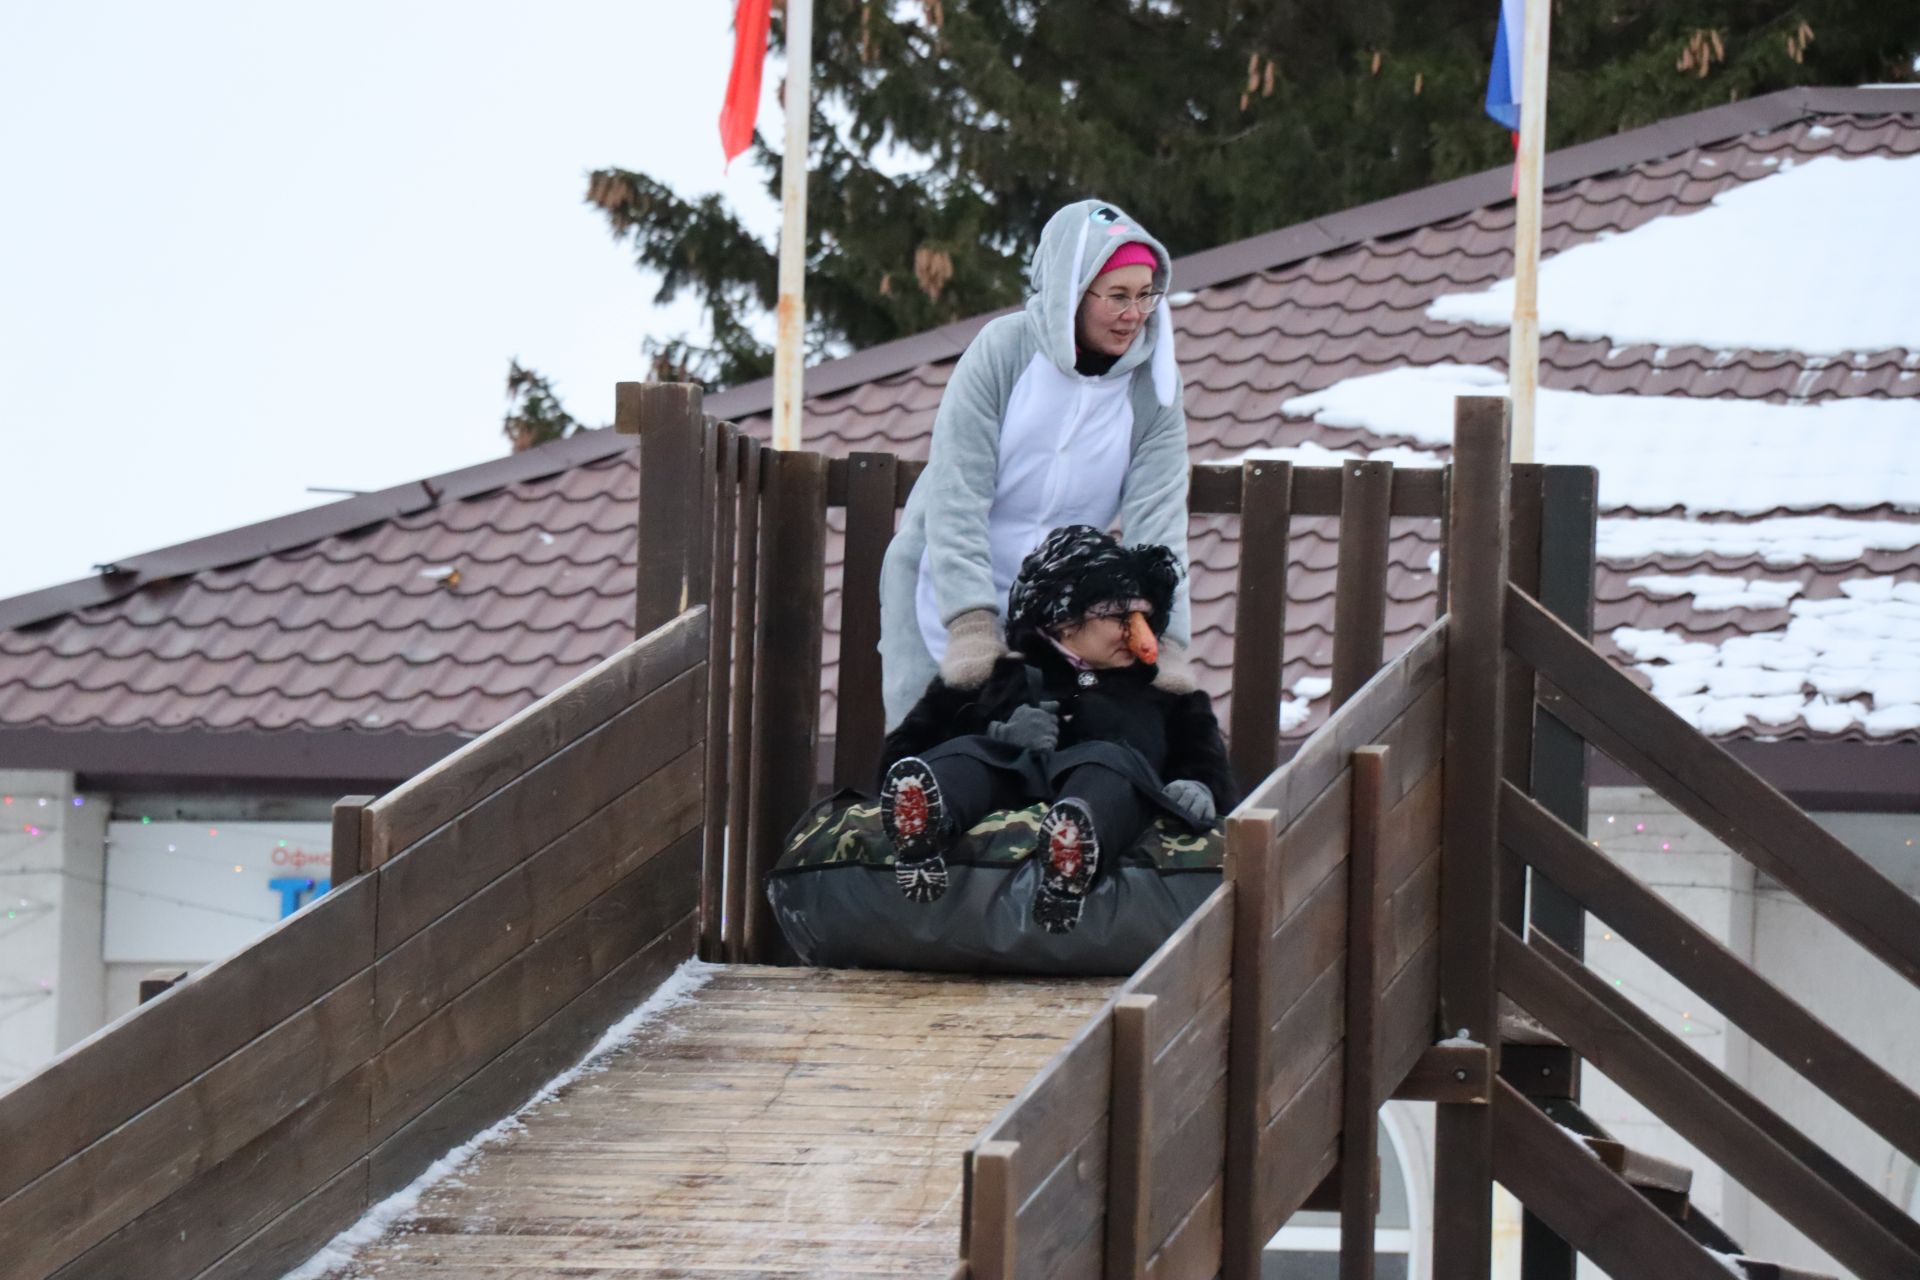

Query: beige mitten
[940,609,1009,689]
[1151,638,1198,693]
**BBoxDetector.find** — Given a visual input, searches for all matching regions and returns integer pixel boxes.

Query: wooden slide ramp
[331,965,1116,1278]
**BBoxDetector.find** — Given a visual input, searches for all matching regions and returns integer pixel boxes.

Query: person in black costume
[878,525,1236,934]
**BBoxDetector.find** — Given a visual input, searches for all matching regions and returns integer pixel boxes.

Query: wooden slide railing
[946,393,1920,1280]
[1492,585,1920,1280]
[949,616,1456,1280]
[623,384,1469,966]
[0,608,711,1280]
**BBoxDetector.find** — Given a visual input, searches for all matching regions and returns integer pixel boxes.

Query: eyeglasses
[1081,600,1150,623]
[1090,290,1165,319]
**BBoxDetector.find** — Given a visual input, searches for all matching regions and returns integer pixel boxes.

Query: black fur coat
[880,642,1237,815]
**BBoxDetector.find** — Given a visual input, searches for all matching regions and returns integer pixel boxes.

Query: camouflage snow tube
[766,790,1223,976]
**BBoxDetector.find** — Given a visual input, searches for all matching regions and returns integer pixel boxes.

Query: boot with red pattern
[1033,798,1100,934]
[880,756,954,903]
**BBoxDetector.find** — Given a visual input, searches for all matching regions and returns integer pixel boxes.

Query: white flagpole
[1508,0,1550,465]
[771,0,814,452]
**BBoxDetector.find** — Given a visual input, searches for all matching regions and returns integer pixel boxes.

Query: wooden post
[330,795,374,886]
[619,380,705,637]
[832,452,898,790]
[1519,464,1595,1280]
[1498,464,1544,931]
[1433,395,1510,1280]
[724,438,764,963]
[1223,810,1277,1280]
[1528,465,1597,952]
[688,412,715,612]
[1229,460,1292,788]
[968,1140,1020,1280]
[1330,460,1393,707]
[1339,746,1388,1280]
[700,425,740,962]
[745,446,828,961]
[1106,994,1157,1279]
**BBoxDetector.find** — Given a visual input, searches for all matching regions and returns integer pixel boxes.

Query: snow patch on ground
[1626,573,1805,611]
[1597,515,1920,565]
[279,961,716,1280]
[1611,579,1920,737]
[1276,363,1920,514]
[1424,154,1920,355]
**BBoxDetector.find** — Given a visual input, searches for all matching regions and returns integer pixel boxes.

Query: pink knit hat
[1096,242,1158,276]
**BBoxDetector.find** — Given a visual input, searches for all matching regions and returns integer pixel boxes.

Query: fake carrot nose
[1124,612,1158,665]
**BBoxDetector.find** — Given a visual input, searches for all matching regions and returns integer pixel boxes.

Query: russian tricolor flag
[1485,0,1523,131]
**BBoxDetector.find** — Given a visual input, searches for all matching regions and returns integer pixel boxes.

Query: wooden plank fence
[0,607,711,1280]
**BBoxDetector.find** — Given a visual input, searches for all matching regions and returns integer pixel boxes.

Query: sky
[0,1,780,600]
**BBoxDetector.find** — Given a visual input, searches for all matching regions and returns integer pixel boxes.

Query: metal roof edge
[0,723,472,790]
[0,427,633,633]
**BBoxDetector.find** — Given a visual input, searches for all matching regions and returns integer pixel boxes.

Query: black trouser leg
[925,753,1034,833]
[1055,761,1153,853]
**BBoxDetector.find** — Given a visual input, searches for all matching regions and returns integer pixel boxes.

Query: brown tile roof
[4,87,1917,780]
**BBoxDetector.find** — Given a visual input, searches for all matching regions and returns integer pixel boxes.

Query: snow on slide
[280,962,715,1280]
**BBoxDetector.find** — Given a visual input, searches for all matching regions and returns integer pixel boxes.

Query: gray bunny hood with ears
[1024,199,1181,407]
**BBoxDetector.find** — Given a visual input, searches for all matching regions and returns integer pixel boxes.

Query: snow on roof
[1595,515,1920,566]
[1425,154,1920,356]
[1276,352,1920,738]
[1627,574,1805,611]
[1613,579,1920,738]
[1278,363,1920,515]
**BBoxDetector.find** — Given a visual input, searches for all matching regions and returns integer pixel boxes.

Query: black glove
[988,702,1060,752]
[1162,778,1216,825]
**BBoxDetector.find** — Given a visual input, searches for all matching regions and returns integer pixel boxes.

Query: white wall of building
[1737,877,1920,1272]
[0,769,106,1089]
[0,783,336,1088]
[1562,788,1920,1280]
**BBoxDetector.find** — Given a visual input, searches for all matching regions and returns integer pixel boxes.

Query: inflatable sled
[767,790,1224,976]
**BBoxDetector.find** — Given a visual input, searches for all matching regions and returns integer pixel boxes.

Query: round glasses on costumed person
[1075,241,1166,360]
[874,200,1197,732]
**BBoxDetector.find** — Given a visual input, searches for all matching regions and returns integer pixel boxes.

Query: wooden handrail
[1500,780,1920,1165]
[1329,461,1394,705]
[363,608,710,868]
[1489,1077,1733,1280]
[1505,583,1920,991]
[0,605,713,1280]
[820,457,1450,518]
[1523,925,1920,1257]
[1498,928,1920,1279]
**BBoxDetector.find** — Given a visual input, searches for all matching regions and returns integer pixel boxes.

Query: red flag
[720,0,773,167]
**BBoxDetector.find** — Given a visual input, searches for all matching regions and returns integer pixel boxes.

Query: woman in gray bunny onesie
[877,198,1195,729]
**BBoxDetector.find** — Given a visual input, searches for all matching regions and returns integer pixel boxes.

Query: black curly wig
[1005,525,1181,649]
